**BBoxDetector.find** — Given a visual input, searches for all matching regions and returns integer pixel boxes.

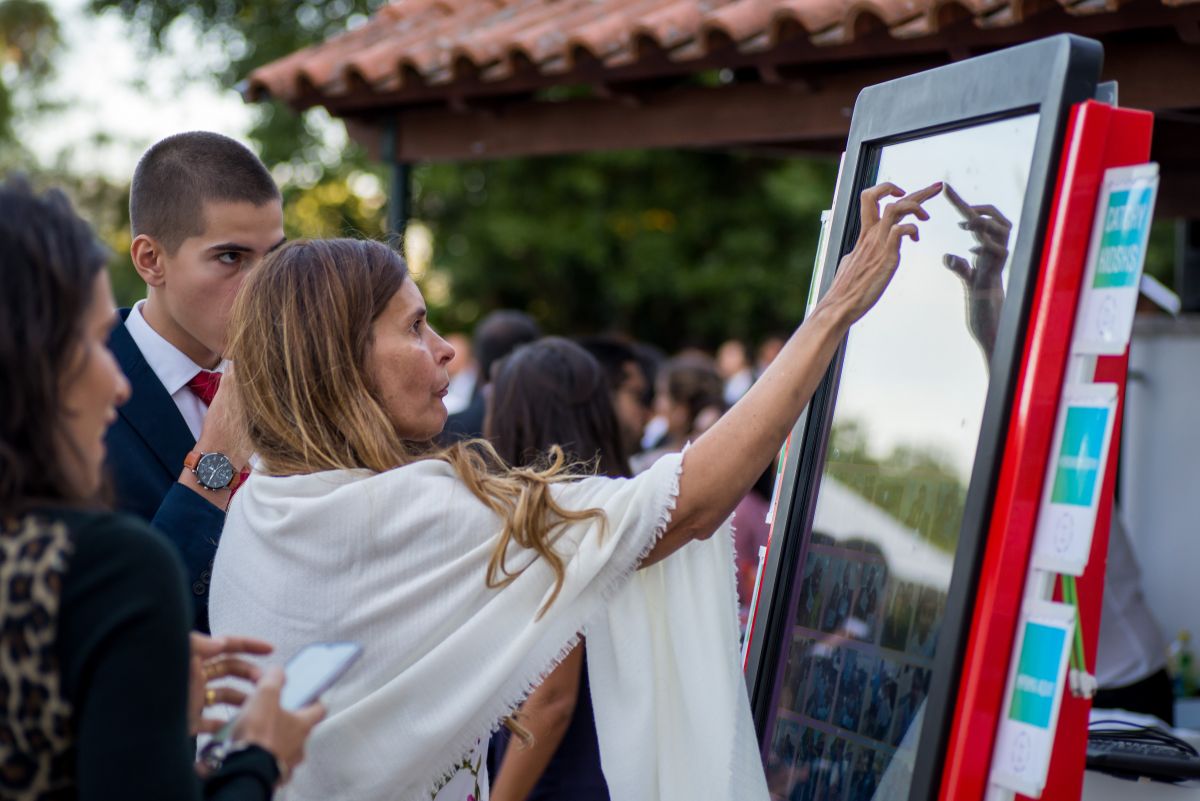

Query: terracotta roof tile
[765,0,845,36]
[703,0,782,42]
[632,0,715,49]
[565,0,683,60]
[244,0,1189,107]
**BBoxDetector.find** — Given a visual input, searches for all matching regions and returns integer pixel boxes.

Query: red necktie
[186,370,221,407]
[184,370,250,492]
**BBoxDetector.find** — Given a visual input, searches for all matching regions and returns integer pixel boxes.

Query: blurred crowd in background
[442,311,790,629]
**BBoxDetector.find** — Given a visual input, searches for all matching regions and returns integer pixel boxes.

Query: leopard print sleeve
[0,514,74,799]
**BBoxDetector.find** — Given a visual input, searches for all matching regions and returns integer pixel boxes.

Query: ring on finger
[205,688,217,706]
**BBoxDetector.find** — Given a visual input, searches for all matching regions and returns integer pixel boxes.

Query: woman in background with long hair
[484,337,627,801]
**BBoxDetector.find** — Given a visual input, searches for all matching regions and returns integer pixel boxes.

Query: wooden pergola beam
[334,19,1200,221]
[347,36,1200,165]
[347,62,931,162]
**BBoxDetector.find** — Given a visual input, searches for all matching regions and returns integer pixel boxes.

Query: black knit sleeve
[55,511,277,800]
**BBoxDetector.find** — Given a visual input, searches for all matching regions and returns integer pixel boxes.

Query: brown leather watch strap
[184,451,243,492]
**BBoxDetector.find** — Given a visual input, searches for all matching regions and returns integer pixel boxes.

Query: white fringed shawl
[209,451,768,801]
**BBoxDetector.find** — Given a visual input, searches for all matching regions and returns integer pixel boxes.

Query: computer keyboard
[1087,736,1200,782]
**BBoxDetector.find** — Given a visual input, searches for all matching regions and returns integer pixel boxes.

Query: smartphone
[279,641,363,710]
[211,641,362,743]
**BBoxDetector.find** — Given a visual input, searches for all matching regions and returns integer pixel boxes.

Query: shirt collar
[124,300,224,395]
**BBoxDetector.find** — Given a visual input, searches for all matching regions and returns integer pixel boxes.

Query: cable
[1061,575,1088,672]
[1088,719,1199,757]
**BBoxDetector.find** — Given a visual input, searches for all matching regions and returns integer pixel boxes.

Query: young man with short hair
[106,131,285,631]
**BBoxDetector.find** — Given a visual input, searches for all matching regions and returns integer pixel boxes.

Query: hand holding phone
[190,633,273,736]
[211,641,362,744]
[201,665,328,784]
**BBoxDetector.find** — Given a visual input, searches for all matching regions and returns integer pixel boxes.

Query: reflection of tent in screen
[765,114,1040,801]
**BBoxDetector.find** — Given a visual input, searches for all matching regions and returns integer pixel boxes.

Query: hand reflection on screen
[941,184,1012,362]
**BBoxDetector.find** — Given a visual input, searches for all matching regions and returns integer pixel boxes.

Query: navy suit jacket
[105,309,225,631]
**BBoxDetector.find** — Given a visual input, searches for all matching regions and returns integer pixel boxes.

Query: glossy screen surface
[764,113,1039,801]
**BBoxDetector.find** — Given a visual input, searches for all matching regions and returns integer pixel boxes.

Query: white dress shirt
[124,300,224,441]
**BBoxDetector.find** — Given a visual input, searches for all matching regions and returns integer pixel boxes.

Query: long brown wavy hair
[227,238,603,615]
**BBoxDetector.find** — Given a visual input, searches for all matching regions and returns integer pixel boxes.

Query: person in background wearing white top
[716,339,755,406]
[1094,504,1174,724]
[105,131,286,632]
[210,182,942,801]
[442,332,478,416]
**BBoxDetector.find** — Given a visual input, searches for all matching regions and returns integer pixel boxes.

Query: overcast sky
[26,0,254,178]
[830,113,1040,477]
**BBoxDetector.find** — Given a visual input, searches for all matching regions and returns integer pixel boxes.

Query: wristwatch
[184,450,242,491]
[199,737,288,783]
[199,737,253,774]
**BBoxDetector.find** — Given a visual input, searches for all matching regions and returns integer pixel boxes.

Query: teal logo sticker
[1050,406,1108,507]
[1094,187,1153,289]
[1009,622,1067,728]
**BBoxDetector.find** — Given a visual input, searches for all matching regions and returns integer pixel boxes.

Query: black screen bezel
[744,34,1102,801]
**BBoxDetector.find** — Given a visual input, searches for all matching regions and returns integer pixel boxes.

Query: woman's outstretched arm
[644,181,942,567]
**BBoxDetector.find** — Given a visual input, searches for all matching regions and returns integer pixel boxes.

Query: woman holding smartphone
[0,178,324,799]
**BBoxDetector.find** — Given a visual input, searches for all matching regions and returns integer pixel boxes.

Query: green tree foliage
[71,179,142,303]
[1144,218,1175,288]
[88,0,382,169]
[85,1,837,347]
[25,165,140,301]
[825,420,966,554]
[2,6,137,298]
[0,0,59,156]
[415,151,835,349]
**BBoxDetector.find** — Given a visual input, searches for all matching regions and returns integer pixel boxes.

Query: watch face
[196,453,235,490]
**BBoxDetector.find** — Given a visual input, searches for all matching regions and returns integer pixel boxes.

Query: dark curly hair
[0,177,109,514]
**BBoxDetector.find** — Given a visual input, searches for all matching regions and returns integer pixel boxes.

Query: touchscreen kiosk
[744,36,1102,801]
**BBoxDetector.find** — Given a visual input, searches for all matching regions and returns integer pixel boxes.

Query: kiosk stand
[949,100,1155,801]
[743,35,1157,801]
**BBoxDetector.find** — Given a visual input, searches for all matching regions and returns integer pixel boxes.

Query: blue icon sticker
[1050,406,1109,507]
[1093,187,1154,290]
[1009,622,1068,729]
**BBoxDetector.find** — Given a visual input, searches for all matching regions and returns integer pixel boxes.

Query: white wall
[1119,315,1200,645]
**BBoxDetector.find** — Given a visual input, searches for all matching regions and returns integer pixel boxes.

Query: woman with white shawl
[209,181,941,801]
